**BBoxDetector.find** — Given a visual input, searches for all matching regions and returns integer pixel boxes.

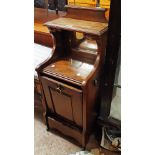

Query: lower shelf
[43,58,94,85]
[48,117,83,146]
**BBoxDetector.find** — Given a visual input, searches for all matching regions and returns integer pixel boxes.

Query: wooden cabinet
[36,5,108,147]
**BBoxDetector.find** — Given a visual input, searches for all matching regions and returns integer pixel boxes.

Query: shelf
[43,58,94,84]
[44,17,108,36]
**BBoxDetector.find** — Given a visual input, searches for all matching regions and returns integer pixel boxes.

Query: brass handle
[56,86,62,94]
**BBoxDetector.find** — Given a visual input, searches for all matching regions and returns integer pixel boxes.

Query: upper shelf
[44,17,108,36]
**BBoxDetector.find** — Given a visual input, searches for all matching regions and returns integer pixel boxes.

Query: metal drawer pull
[56,86,62,94]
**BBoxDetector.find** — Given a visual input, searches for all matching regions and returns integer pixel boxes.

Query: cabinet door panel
[41,76,83,126]
[50,87,73,121]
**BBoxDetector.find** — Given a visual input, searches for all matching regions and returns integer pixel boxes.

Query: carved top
[44,17,108,36]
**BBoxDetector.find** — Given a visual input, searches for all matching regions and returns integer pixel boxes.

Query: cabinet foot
[46,127,50,131]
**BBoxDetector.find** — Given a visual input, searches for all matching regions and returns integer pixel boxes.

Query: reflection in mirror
[74,32,98,54]
[79,39,97,53]
[75,32,84,40]
[70,31,98,64]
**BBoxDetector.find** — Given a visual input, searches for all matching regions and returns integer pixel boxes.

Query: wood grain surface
[45,17,108,36]
[43,58,94,84]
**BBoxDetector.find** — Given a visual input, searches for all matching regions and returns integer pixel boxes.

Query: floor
[34,108,81,155]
